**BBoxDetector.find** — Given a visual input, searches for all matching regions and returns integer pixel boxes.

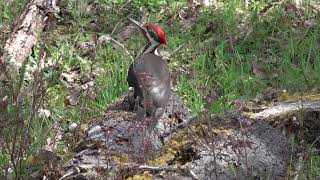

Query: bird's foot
[127,87,135,111]
[134,96,141,112]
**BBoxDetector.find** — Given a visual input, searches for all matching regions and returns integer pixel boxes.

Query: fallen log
[49,93,320,179]
[0,0,59,71]
[247,98,320,148]
[249,101,320,120]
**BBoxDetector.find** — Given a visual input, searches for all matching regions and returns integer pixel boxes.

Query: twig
[107,35,134,62]
[188,169,200,180]
[188,125,212,151]
[110,22,120,36]
[136,164,177,171]
[58,169,76,180]
[308,135,320,153]
[132,164,199,180]
[160,116,197,138]
[294,135,320,180]
[169,43,185,57]
[293,153,304,180]
[119,0,131,10]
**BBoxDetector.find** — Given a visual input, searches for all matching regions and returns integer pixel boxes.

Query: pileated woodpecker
[127,18,171,124]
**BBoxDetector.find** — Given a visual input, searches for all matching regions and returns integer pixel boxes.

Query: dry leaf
[64,94,79,106]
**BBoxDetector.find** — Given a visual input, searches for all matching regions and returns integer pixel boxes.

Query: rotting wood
[0,0,59,71]
[249,101,320,119]
[32,87,320,179]
[54,93,320,179]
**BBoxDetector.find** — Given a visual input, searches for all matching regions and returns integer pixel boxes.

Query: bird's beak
[128,17,144,30]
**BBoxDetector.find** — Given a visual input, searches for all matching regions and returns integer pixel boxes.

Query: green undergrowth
[1,0,320,178]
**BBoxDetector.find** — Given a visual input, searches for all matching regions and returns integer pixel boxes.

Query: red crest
[144,24,167,45]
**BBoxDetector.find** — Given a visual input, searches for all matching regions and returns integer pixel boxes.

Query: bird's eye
[146,28,160,42]
[147,28,154,36]
[148,28,154,33]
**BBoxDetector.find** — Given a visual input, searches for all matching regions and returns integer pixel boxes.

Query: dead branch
[249,101,320,119]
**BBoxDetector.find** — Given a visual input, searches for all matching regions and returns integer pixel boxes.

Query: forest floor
[0,0,320,178]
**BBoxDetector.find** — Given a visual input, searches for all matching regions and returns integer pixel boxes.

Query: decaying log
[0,0,59,71]
[143,117,288,180]
[60,92,193,179]
[249,101,320,119]
[52,96,320,179]
[248,99,320,148]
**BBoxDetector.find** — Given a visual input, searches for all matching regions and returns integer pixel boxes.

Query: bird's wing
[133,53,171,108]
[133,56,155,113]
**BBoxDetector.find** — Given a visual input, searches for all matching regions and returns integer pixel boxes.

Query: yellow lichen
[112,152,131,164]
[148,132,190,166]
[279,91,320,102]
[212,129,230,139]
[129,171,152,180]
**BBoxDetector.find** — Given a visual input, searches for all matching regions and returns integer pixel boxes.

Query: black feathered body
[127,53,171,117]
